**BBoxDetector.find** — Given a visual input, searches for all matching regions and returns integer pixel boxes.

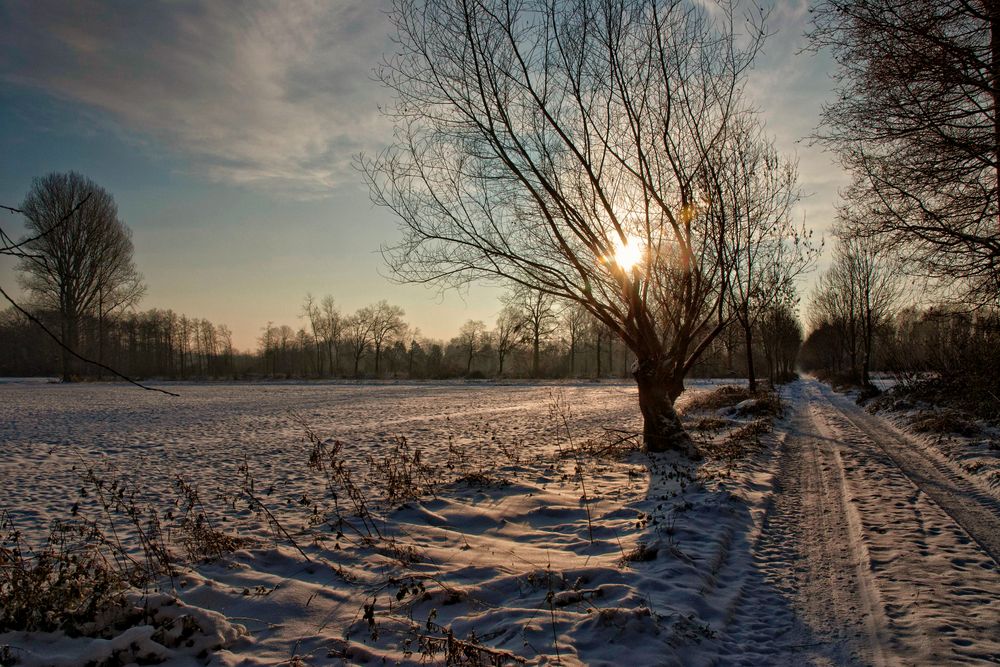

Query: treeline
[799,229,1000,417]
[1,287,804,382]
[255,287,804,381]
[799,1,1000,418]
[0,307,243,379]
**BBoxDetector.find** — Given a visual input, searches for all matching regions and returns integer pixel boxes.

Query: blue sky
[0,0,844,350]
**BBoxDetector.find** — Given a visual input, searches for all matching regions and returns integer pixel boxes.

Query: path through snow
[734,380,1000,665]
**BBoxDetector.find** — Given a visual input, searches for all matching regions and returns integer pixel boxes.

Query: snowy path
[747,380,1000,665]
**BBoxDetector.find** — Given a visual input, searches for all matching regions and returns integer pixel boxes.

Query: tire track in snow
[816,381,1000,565]
[746,383,888,666]
[801,380,1000,664]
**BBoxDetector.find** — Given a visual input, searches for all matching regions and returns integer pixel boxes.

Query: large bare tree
[364,0,767,451]
[810,0,1000,306]
[17,172,144,381]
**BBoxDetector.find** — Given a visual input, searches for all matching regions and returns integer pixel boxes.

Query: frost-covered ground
[0,380,783,665]
[1,379,998,666]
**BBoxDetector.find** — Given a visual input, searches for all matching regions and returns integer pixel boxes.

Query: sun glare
[613,235,643,272]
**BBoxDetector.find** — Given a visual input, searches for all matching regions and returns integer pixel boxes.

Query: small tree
[17,172,144,381]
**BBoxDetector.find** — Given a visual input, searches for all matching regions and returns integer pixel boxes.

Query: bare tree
[708,118,815,391]
[367,300,407,376]
[457,319,488,375]
[492,306,523,377]
[16,172,145,381]
[364,0,767,451]
[810,0,1000,306]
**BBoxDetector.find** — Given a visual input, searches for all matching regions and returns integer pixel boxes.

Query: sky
[0,0,846,351]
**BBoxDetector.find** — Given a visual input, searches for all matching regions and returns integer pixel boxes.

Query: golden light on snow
[612,235,644,272]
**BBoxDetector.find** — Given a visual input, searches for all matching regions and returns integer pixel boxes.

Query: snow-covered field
[2,379,997,666]
[0,380,781,665]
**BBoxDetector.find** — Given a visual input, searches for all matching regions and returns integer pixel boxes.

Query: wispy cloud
[0,0,393,197]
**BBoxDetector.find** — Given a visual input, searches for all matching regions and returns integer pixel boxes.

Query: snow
[1,379,998,665]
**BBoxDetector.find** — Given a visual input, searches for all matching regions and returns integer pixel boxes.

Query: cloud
[0,0,393,197]
[742,0,848,236]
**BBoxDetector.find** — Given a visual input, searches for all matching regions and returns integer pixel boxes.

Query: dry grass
[0,513,131,635]
[687,416,733,432]
[682,385,756,412]
[682,385,783,419]
[910,410,980,437]
[700,419,773,471]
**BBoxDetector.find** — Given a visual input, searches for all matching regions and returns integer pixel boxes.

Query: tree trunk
[743,320,756,392]
[60,316,75,382]
[595,332,602,378]
[633,358,693,454]
[532,335,540,377]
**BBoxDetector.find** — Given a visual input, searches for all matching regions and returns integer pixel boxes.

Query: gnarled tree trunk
[633,358,692,453]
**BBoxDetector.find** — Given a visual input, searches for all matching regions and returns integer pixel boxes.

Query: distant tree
[809,232,903,386]
[457,319,487,375]
[562,304,591,377]
[16,172,144,380]
[367,300,406,376]
[301,294,325,376]
[492,306,523,377]
[320,295,343,376]
[506,288,558,378]
[757,303,803,385]
[344,309,377,378]
[404,327,422,377]
[810,0,1000,306]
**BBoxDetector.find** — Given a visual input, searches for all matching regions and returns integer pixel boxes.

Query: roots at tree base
[634,362,695,455]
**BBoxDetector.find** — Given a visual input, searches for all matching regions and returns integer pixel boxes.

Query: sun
[612,235,643,272]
